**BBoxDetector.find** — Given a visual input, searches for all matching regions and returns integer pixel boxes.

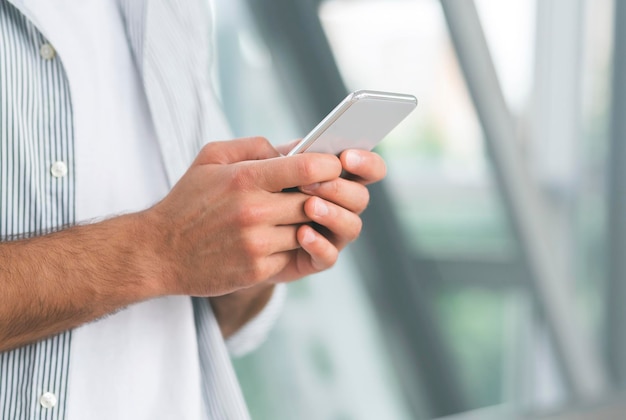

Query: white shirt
[1,0,285,418]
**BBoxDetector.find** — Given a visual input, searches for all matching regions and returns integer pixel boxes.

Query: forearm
[0,137,352,351]
[0,212,162,351]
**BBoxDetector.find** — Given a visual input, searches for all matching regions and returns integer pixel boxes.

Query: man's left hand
[271,149,386,281]
[210,148,386,338]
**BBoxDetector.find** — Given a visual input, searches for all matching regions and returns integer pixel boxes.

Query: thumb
[193,137,281,166]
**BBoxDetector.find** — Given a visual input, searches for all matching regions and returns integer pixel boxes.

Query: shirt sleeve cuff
[225,283,287,358]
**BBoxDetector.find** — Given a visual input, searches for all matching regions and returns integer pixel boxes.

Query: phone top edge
[352,89,417,105]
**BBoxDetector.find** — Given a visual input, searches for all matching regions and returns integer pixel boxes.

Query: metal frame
[526,0,585,407]
[606,0,626,391]
[420,257,523,291]
[434,394,626,420]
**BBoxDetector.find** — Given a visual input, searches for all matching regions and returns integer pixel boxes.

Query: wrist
[210,283,276,338]
[116,211,171,300]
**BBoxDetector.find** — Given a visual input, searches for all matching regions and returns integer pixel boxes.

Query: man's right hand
[136,136,343,297]
[0,136,341,351]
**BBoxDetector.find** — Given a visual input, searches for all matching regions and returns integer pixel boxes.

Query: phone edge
[287,90,417,156]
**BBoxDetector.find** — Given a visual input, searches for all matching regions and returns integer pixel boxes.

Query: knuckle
[198,141,222,161]
[229,165,256,191]
[240,234,257,258]
[199,141,216,156]
[232,201,264,227]
[357,187,370,213]
[329,252,339,268]
[327,179,341,198]
[240,230,270,259]
[317,249,339,271]
[345,216,363,241]
[247,259,271,283]
[252,136,271,149]
[297,156,316,181]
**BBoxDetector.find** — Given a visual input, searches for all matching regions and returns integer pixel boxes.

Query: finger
[236,227,301,285]
[339,150,387,185]
[299,178,370,214]
[297,224,339,271]
[236,249,295,286]
[242,153,342,192]
[276,139,302,156]
[194,137,280,166]
[267,227,339,283]
[303,196,363,250]
[232,191,312,226]
[242,225,301,257]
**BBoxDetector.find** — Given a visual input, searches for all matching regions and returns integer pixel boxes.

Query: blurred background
[211,0,626,418]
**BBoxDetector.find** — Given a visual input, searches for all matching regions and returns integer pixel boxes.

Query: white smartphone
[287,90,417,156]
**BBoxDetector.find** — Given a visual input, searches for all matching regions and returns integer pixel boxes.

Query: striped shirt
[0,2,74,418]
[0,0,285,418]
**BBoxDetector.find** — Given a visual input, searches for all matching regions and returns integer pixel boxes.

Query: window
[212,0,619,417]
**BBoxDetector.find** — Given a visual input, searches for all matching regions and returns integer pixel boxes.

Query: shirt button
[39,391,57,409]
[40,43,56,60]
[50,161,68,178]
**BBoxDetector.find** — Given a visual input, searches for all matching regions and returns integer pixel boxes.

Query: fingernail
[314,199,329,217]
[300,183,321,193]
[345,150,362,168]
[302,229,315,245]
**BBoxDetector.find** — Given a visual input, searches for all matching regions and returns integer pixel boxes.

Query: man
[0,0,386,419]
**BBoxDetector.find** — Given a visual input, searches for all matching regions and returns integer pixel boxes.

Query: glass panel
[474,0,536,114]
[212,0,299,142]
[211,0,618,417]
[320,0,512,258]
[212,1,413,419]
[321,0,617,415]
[320,0,517,411]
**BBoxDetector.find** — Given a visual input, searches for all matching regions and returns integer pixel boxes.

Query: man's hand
[144,137,343,297]
[269,148,387,282]
[210,146,387,338]
[0,137,344,349]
